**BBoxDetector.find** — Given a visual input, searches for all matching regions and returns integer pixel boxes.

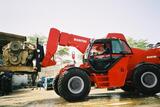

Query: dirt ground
[0,88,160,107]
[0,88,55,107]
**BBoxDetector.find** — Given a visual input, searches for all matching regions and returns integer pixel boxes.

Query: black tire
[133,64,160,95]
[121,84,135,92]
[53,75,60,95]
[58,68,91,102]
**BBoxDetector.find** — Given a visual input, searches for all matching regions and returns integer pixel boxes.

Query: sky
[0,0,160,43]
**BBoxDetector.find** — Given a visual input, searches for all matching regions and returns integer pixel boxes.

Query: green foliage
[27,34,47,44]
[27,34,69,56]
[127,37,149,49]
[57,47,69,56]
[27,34,70,65]
[55,47,70,64]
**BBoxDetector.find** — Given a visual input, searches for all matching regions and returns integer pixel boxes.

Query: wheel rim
[68,76,84,94]
[141,71,158,88]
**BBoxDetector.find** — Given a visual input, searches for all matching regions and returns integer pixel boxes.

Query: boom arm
[42,28,90,67]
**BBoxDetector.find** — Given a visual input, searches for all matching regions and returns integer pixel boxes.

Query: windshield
[83,39,94,61]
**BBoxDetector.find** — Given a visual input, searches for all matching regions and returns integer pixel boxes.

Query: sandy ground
[0,88,160,107]
[0,88,57,107]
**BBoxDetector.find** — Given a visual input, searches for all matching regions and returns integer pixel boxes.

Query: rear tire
[133,64,160,95]
[58,68,91,102]
[53,75,60,95]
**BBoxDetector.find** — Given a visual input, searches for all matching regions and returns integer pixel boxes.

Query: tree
[27,34,69,56]
[27,34,71,65]
[55,47,71,64]
[127,37,149,49]
[56,47,69,56]
[27,34,47,44]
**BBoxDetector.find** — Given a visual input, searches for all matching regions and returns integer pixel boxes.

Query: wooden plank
[0,32,26,41]
[0,66,37,73]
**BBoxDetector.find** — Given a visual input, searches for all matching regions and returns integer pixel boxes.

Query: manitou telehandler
[42,28,160,102]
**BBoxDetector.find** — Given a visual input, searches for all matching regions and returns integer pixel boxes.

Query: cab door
[88,39,112,73]
[88,39,132,74]
[108,39,132,87]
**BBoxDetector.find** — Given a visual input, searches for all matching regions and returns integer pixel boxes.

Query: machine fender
[60,67,89,76]
[68,67,89,75]
[134,62,160,71]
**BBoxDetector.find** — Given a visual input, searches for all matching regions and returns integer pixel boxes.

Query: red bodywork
[42,28,160,88]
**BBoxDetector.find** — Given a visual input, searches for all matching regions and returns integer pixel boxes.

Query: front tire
[53,75,60,95]
[133,64,160,95]
[58,68,91,102]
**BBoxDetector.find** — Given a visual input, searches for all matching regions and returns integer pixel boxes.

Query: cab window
[111,39,132,54]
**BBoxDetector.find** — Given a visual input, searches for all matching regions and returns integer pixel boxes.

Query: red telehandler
[42,28,160,101]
